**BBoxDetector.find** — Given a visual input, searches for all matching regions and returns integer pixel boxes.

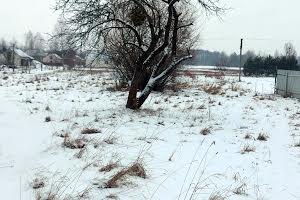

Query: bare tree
[24,31,46,51]
[105,2,199,91]
[274,50,280,58]
[24,31,35,50]
[55,0,222,109]
[284,42,297,58]
[0,38,8,53]
[34,32,46,51]
[49,19,74,52]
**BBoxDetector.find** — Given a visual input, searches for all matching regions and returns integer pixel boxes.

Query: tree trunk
[126,69,141,109]
[138,81,154,107]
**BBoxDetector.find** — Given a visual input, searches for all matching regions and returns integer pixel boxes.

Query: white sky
[0,0,58,43]
[200,0,300,55]
[0,0,299,55]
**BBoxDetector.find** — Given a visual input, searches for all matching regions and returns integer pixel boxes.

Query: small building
[43,53,63,66]
[62,51,85,68]
[9,49,34,67]
[0,53,8,65]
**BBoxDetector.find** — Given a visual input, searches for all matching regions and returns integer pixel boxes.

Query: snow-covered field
[1,68,300,200]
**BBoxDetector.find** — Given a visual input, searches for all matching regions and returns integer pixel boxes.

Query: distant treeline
[185,49,256,67]
[243,42,300,76]
[243,55,299,76]
[185,46,300,77]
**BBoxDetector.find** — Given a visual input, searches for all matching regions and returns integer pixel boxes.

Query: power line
[200,37,295,42]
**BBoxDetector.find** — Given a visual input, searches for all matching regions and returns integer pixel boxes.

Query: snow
[0,89,53,200]
[0,68,300,199]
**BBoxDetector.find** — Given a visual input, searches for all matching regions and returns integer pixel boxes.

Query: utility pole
[12,44,15,73]
[239,38,243,82]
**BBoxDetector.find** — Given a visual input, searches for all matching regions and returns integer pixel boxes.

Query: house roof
[14,49,34,60]
[47,53,62,60]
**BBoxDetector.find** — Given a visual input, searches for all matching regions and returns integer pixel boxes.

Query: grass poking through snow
[104,162,146,188]
[241,144,256,154]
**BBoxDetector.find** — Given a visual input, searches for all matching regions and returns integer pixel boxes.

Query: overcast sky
[0,0,58,43]
[0,0,299,55]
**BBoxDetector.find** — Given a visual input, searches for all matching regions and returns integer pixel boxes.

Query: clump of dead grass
[241,144,256,154]
[202,83,223,95]
[166,82,192,92]
[81,128,101,135]
[233,183,248,196]
[45,116,51,122]
[99,162,119,173]
[231,82,241,92]
[32,178,45,189]
[106,194,118,199]
[294,141,300,147]
[257,133,269,141]
[208,192,226,200]
[104,162,146,188]
[45,105,51,111]
[63,134,86,149]
[103,136,117,145]
[200,127,212,135]
[244,133,252,140]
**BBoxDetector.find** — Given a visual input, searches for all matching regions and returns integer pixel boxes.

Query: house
[0,53,8,66]
[61,50,86,68]
[7,49,34,67]
[43,53,63,66]
[43,50,86,68]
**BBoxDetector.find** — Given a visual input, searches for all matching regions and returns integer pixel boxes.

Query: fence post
[285,72,289,97]
[275,66,277,94]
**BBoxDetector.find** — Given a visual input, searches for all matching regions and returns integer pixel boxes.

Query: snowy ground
[1,68,300,200]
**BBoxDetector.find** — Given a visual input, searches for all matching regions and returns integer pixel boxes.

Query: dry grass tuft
[99,162,119,173]
[202,83,223,95]
[231,83,241,92]
[167,82,192,92]
[257,133,269,141]
[209,192,226,200]
[45,116,51,122]
[63,134,86,149]
[200,127,211,135]
[74,148,86,159]
[104,162,146,188]
[233,183,248,196]
[294,141,300,147]
[45,105,51,111]
[32,178,45,189]
[244,133,252,140]
[81,128,101,135]
[241,144,256,154]
[106,194,118,199]
[103,137,117,145]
